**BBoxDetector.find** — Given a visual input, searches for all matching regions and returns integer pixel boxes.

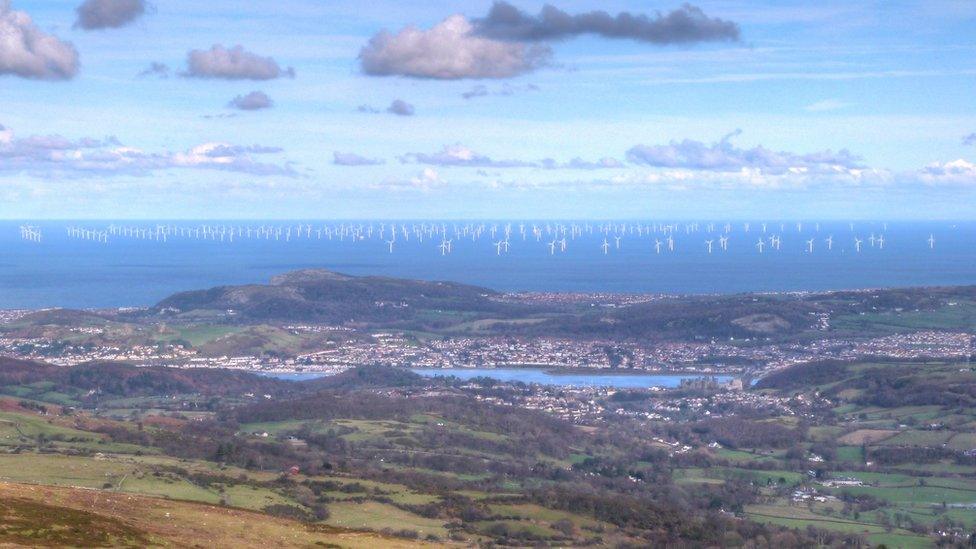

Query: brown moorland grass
[0,481,441,548]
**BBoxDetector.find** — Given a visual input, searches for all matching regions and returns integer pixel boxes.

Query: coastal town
[1,305,971,383]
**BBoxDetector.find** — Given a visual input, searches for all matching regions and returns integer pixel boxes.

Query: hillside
[0,481,429,548]
[152,269,510,324]
[0,357,291,402]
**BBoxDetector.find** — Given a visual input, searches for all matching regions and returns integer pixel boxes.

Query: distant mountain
[152,269,505,323]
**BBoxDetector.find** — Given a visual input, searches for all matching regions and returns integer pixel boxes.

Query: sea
[2,220,974,309]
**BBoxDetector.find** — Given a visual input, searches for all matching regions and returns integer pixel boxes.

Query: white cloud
[918,159,976,186]
[184,45,294,80]
[0,2,79,80]
[360,15,551,79]
[0,124,295,177]
[626,130,864,175]
[400,143,536,167]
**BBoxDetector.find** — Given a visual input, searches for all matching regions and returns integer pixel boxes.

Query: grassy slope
[0,481,435,548]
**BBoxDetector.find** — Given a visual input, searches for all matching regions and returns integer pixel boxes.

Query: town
[1,305,971,382]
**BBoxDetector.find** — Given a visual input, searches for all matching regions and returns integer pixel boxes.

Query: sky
[1,0,975,220]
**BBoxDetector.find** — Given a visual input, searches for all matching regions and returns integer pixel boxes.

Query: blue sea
[1,220,974,309]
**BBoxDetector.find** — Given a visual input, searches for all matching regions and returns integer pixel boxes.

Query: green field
[326,501,449,538]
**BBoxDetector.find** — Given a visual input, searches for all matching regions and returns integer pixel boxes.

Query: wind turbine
[927,234,935,249]
[601,239,610,255]
[705,239,714,254]
[756,238,765,253]
[854,238,863,253]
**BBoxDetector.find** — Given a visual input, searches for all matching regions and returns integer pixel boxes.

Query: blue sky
[1,0,975,219]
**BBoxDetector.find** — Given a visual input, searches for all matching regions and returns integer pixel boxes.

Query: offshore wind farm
[4,219,974,309]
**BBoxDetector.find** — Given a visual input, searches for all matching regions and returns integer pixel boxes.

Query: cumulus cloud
[333,151,385,166]
[359,3,738,80]
[918,159,976,186]
[474,2,740,44]
[400,144,536,168]
[0,124,295,177]
[0,2,79,80]
[963,133,976,146]
[360,14,551,79]
[74,0,146,30]
[184,45,294,80]
[461,82,538,99]
[626,130,864,175]
[137,61,168,78]
[387,99,415,116]
[228,90,273,111]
